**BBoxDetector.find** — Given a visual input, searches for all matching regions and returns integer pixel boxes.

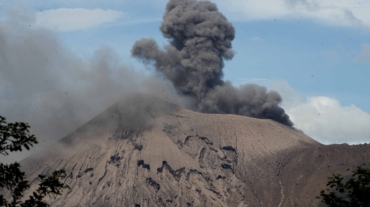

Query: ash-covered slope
[19,94,370,207]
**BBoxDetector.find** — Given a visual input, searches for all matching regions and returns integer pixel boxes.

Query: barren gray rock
[16,94,370,206]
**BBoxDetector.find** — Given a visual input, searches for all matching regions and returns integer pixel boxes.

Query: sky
[0,0,369,162]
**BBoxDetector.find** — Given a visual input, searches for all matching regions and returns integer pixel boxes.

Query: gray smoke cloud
[132,0,293,126]
[0,7,191,163]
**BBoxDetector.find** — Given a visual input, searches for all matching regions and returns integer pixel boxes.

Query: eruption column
[132,0,293,127]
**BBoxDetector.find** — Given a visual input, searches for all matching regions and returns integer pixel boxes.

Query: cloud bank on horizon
[270,81,370,144]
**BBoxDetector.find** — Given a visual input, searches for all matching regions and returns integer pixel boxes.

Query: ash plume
[132,0,293,126]
[0,7,191,163]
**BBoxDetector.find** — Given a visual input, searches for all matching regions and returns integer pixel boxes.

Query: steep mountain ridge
[18,94,370,206]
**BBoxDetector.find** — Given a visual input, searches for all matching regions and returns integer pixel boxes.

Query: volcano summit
[19,94,370,206]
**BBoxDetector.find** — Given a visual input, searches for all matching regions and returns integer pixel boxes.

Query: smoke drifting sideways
[0,7,191,153]
[132,0,293,127]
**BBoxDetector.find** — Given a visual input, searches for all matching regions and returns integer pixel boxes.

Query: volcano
[19,94,370,207]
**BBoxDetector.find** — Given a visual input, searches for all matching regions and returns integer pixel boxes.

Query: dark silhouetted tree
[0,115,69,207]
[318,166,370,207]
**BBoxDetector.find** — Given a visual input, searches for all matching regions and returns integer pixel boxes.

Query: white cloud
[269,80,370,144]
[250,36,262,41]
[237,78,270,86]
[35,8,124,32]
[213,0,370,28]
[358,43,370,61]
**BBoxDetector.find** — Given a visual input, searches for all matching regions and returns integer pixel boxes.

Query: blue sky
[1,0,370,147]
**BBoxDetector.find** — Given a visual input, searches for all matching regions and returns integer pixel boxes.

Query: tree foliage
[0,116,38,156]
[0,116,69,207]
[318,166,370,207]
